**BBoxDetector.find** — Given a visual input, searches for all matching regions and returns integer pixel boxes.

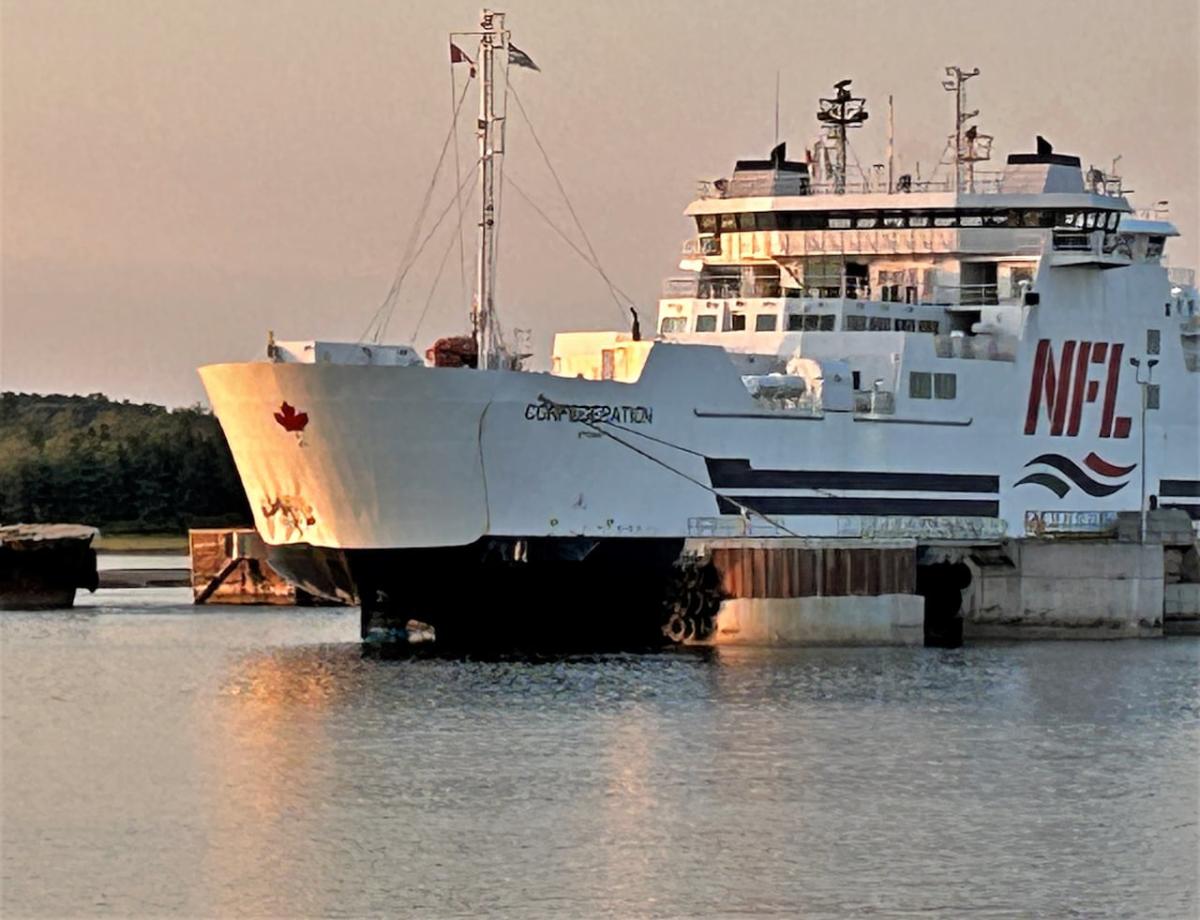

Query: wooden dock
[189,528,336,606]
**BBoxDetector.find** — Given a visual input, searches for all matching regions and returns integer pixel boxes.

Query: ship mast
[816,80,868,194]
[473,9,505,369]
[942,65,979,193]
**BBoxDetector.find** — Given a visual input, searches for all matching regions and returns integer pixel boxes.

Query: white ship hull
[200,272,1199,560]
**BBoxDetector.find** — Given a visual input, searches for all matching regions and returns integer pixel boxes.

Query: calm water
[2,586,1197,919]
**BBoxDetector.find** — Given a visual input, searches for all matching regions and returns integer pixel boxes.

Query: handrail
[1168,267,1196,288]
[933,283,1000,306]
[697,170,1010,199]
[660,279,1019,307]
[1052,231,1094,252]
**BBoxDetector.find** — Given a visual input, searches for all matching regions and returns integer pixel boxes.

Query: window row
[846,316,940,333]
[695,208,1124,235]
[909,372,957,400]
[661,314,940,334]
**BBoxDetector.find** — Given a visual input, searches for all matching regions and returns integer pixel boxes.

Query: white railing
[698,170,1009,199]
[932,283,1002,306]
[934,334,1018,361]
[660,279,1016,308]
[662,277,699,297]
[1052,231,1094,252]
[853,390,896,415]
[1168,267,1196,289]
[681,237,722,257]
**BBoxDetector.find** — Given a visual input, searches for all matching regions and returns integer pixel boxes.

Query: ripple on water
[1,606,1197,918]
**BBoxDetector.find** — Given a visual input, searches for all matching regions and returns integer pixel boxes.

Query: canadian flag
[450,42,476,78]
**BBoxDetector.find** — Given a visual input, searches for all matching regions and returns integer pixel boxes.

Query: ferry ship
[199,11,1199,643]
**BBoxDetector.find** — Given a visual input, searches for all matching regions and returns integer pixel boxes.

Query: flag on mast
[508,43,540,71]
[449,41,476,77]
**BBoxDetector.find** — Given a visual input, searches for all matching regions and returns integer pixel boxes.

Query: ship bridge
[553,73,1194,432]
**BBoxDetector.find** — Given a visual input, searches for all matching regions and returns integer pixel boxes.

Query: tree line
[0,392,250,532]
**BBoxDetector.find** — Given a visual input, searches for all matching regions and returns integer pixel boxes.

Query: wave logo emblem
[1015,452,1135,498]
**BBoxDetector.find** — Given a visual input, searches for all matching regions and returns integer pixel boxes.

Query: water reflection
[203,646,360,918]
[2,606,1197,918]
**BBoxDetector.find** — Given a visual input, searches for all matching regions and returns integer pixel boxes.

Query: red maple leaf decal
[273,401,309,432]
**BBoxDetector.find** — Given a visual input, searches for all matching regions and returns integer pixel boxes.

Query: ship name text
[525,403,654,425]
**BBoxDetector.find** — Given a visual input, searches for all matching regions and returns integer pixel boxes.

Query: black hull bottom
[268,537,687,650]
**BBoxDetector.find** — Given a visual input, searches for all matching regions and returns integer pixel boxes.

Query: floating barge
[0,524,99,610]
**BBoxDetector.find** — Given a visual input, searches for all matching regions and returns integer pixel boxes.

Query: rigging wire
[409,197,471,345]
[536,395,802,538]
[361,159,482,343]
[360,78,473,344]
[508,82,633,325]
[505,176,642,310]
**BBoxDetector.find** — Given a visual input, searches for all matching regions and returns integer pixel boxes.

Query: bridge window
[820,314,835,330]
[845,315,868,331]
[730,313,747,331]
[695,314,717,332]
[660,316,687,334]
[869,316,892,331]
[755,314,778,332]
[1147,329,1160,354]
[934,373,957,399]
[918,320,940,333]
[909,372,932,399]
[895,318,916,332]
[709,207,1125,234]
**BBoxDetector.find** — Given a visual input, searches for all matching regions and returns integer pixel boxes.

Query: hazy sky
[3,0,1197,406]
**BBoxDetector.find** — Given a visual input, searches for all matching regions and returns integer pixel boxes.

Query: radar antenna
[816,79,868,194]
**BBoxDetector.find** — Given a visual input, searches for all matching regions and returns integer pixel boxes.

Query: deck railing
[661,279,1019,308]
[1052,231,1094,252]
[697,171,1011,199]
[1168,267,1196,289]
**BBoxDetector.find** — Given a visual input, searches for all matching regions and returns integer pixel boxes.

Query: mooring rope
[535,394,802,538]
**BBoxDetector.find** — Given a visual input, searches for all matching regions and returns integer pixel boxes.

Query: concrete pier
[693,539,925,647]
[961,510,1197,640]
[964,541,1165,639]
[684,510,1198,647]
[714,595,924,646]
[1164,538,1200,634]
